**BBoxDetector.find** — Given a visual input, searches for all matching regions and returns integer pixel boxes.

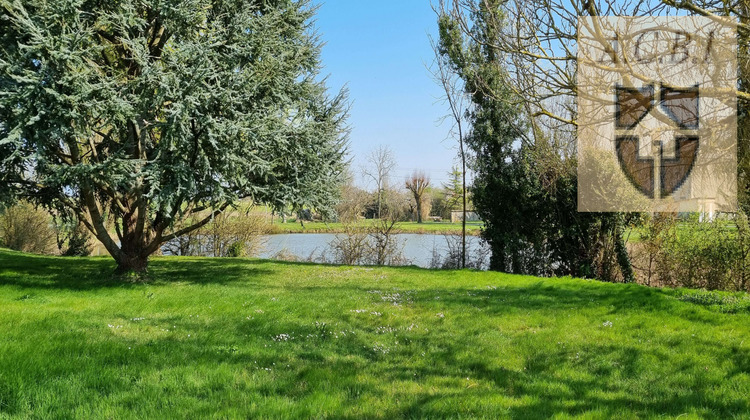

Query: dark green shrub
[226,241,246,258]
[58,222,92,257]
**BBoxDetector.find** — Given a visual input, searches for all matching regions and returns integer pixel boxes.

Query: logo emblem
[615,84,699,199]
[577,17,737,213]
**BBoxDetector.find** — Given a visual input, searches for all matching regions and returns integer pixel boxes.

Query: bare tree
[439,0,749,208]
[430,30,471,268]
[370,213,406,265]
[362,145,397,219]
[336,167,370,222]
[328,211,408,266]
[0,201,56,254]
[329,223,371,265]
[405,171,431,223]
[435,0,744,134]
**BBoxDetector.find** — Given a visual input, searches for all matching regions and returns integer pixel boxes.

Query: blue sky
[312,0,460,189]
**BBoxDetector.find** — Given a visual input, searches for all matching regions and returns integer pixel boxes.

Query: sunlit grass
[0,248,748,418]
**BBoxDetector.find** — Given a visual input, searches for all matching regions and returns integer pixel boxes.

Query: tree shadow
[0,250,274,291]
[410,280,730,326]
[379,340,749,418]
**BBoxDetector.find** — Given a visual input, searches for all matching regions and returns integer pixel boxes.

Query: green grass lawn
[0,249,749,419]
[268,220,484,235]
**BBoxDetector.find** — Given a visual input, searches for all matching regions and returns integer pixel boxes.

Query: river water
[256,233,489,269]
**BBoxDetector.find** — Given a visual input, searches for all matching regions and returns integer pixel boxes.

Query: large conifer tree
[0,0,348,272]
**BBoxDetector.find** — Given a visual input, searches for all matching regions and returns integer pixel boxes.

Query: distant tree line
[335,148,472,224]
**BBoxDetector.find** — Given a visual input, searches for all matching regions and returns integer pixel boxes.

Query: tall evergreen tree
[438,0,540,273]
[442,166,463,212]
[0,0,348,272]
[437,0,634,280]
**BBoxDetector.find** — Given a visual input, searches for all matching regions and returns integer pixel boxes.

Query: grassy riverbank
[0,249,748,418]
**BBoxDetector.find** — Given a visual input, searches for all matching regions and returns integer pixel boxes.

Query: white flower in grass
[436,313,445,318]
[375,326,396,334]
[603,321,613,327]
[372,343,390,354]
[273,333,292,342]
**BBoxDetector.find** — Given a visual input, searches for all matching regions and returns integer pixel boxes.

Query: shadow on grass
[391,344,749,419]
[0,250,275,291]
[0,249,724,323]
[416,282,683,316]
